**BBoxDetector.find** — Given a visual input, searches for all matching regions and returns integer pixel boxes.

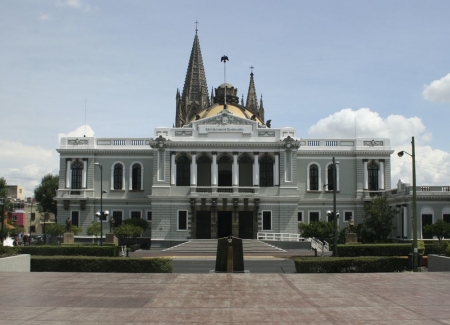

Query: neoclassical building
[55,30,450,244]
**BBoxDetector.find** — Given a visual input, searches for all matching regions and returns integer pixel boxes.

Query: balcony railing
[191,186,259,195]
[56,189,95,198]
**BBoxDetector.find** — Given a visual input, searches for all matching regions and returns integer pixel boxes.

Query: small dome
[218,83,234,88]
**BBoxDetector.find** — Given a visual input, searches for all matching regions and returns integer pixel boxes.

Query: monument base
[346,233,358,243]
[105,233,118,245]
[63,232,74,244]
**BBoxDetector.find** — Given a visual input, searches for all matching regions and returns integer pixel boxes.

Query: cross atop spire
[250,65,254,74]
[195,20,199,33]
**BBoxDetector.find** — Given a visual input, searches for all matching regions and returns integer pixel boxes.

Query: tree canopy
[34,174,59,217]
[0,177,7,198]
[359,196,395,242]
[423,220,450,241]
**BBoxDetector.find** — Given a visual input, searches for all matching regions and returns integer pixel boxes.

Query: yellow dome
[195,104,263,124]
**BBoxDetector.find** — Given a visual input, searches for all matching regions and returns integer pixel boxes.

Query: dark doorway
[422,214,433,239]
[218,155,232,186]
[239,211,253,239]
[196,211,211,239]
[217,211,232,238]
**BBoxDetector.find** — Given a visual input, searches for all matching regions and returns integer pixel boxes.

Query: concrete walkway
[1,272,450,324]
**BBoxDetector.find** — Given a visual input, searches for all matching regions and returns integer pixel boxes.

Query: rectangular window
[344,211,353,222]
[309,212,319,223]
[31,213,36,221]
[178,210,188,230]
[112,210,123,227]
[443,214,450,223]
[297,212,303,222]
[147,211,152,221]
[131,211,141,219]
[262,211,272,230]
[71,211,79,227]
[30,226,36,233]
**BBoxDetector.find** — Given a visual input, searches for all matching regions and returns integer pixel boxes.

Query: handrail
[257,232,304,242]
[306,237,329,252]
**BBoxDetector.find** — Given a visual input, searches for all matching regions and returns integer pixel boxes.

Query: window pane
[71,211,79,227]
[297,212,302,222]
[443,214,450,223]
[131,211,141,219]
[345,211,352,221]
[310,212,319,223]
[114,164,123,189]
[309,165,318,190]
[262,211,272,230]
[147,211,152,221]
[132,164,141,190]
[178,211,187,230]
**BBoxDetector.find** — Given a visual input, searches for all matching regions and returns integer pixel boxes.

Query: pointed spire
[245,66,259,114]
[259,94,265,123]
[211,87,214,104]
[176,27,210,127]
[241,94,244,106]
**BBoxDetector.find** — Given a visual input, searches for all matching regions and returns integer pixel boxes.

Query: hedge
[294,256,407,273]
[0,246,19,258]
[19,245,119,257]
[337,244,411,257]
[31,256,173,273]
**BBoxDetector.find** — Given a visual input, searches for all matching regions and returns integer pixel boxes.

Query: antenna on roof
[221,55,229,107]
[84,99,87,137]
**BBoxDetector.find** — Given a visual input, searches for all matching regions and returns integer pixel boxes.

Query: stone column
[191,152,197,186]
[363,159,368,190]
[170,152,176,185]
[66,159,71,188]
[212,152,218,186]
[232,152,239,187]
[379,159,385,190]
[274,153,279,186]
[82,159,87,188]
[253,152,259,186]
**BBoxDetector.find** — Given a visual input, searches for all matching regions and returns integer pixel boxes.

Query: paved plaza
[1,271,450,324]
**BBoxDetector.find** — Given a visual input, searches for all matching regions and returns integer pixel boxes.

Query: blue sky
[1,0,450,196]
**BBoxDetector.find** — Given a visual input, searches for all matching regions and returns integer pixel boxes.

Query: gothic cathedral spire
[245,67,261,120]
[175,29,210,127]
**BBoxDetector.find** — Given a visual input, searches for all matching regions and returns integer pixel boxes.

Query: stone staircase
[162,239,287,254]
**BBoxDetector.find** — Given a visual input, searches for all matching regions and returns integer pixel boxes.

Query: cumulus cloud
[423,73,450,103]
[0,125,94,198]
[39,13,51,21]
[58,124,95,143]
[308,108,450,186]
[56,0,97,12]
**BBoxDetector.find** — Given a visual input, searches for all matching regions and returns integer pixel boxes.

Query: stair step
[162,239,287,253]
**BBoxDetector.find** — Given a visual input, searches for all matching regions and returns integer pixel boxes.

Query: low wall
[428,254,450,272]
[0,254,31,272]
[262,240,312,250]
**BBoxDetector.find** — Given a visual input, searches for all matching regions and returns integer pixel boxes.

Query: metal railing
[257,232,304,242]
[306,237,329,252]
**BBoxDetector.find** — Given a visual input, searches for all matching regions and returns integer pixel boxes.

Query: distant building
[54,30,450,244]
[7,185,25,201]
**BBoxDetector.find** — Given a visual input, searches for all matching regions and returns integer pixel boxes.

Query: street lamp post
[0,198,5,243]
[94,163,108,246]
[398,136,418,272]
[332,157,338,257]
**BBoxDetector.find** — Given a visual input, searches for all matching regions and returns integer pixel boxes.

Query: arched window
[239,155,253,187]
[71,160,83,194]
[327,165,335,191]
[113,163,123,190]
[218,155,232,187]
[260,155,274,187]
[368,163,379,191]
[197,155,211,186]
[309,164,319,191]
[131,163,142,190]
[176,155,191,186]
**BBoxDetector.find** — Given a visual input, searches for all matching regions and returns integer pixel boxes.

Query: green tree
[123,217,149,231]
[360,196,395,242]
[45,223,65,243]
[423,220,450,241]
[0,177,7,198]
[71,225,82,235]
[113,224,144,246]
[34,174,58,219]
[299,220,338,255]
[87,222,101,238]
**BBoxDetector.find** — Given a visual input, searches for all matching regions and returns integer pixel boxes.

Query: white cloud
[56,0,97,12]
[308,108,450,186]
[39,13,51,21]
[0,140,59,198]
[58,125,95,143]
[0,125,94,198]
[423,73,450,103]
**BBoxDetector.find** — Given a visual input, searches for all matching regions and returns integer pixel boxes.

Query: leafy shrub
[19,245,117,257]
[294,256,407,273]
[124,218,149,231]
[425,241,450,256]
[31,256,172,273]
[0,246,19,258]
[337,244,411,257]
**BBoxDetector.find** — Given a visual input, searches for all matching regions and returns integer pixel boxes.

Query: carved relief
[364,139,383,147]
[175,131,193,136]
[282,136,300,150]
[68,138,88,145]
[149,135,169,149]
[258,131,275,137]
